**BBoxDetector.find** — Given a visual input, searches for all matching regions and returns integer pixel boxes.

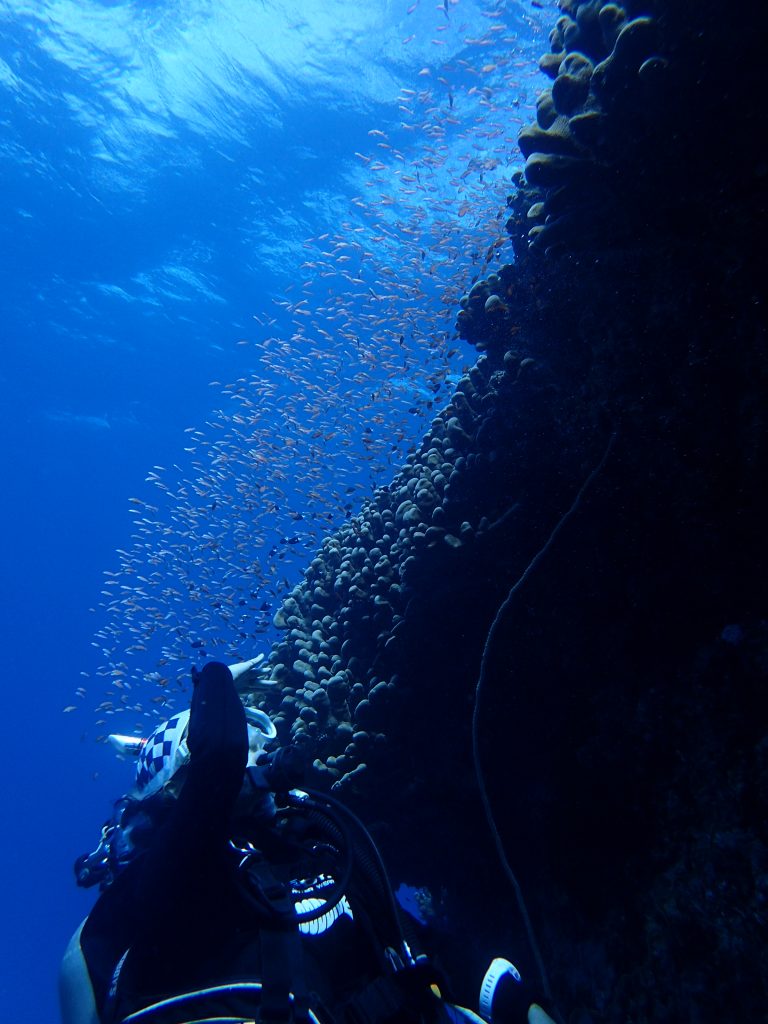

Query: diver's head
[133,709,192,798]
[109,704,277,800]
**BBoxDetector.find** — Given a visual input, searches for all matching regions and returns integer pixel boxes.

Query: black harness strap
[248,861,311,1024]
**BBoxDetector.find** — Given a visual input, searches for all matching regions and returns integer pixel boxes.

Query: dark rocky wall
[248,1,767,1019]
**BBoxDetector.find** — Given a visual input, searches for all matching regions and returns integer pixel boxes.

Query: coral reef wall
[248,1,766,1020]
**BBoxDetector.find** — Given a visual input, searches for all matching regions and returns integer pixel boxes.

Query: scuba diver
[60,658,555,1024]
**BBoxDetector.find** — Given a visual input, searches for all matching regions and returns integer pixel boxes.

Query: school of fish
[64,2,547,736]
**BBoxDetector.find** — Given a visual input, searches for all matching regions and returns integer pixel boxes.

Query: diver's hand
[228,655,267,691]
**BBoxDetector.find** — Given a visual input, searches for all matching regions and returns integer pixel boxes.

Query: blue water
[0,1,544,1018]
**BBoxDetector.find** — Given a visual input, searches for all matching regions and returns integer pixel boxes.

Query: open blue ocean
[2,1,765,1021]
[1,2,544,1019]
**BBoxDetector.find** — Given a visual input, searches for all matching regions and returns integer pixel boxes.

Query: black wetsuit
[79,663,390,1024]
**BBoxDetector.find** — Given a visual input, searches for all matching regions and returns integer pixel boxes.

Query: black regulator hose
[298,788,407,957]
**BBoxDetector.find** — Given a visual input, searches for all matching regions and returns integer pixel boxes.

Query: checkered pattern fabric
[134,710,190,796]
